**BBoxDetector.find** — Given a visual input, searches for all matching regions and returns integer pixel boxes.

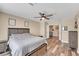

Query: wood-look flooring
[45,37,79,56]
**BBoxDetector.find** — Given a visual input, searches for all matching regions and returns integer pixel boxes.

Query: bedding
[8,33,47,56]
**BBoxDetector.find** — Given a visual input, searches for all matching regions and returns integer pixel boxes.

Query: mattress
[8,33,47,56]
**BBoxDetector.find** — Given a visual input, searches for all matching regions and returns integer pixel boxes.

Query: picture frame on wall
[8,18,16,26]
[62,26,68,31]
[24,21,29,27]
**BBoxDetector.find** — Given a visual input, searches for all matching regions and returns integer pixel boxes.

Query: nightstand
[0,41,11,56]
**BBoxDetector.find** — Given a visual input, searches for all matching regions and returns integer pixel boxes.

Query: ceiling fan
[34,12,53,20]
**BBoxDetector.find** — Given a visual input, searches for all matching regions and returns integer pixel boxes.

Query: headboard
[8,28,30,39]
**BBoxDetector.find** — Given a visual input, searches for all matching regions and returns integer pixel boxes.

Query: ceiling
[0,3,79,22]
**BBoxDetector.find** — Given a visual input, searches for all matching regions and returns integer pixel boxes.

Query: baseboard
[61,40,69,43]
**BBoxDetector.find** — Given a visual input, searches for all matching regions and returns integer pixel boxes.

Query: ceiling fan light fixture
[41,17,45,20]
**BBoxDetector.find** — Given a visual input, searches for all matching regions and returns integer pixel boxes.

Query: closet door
[69,31,78,49]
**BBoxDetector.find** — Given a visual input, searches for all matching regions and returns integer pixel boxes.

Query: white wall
[29,20,40,36]
[0,12,40,41]
[40,19,48,37]
[40,21,45,37]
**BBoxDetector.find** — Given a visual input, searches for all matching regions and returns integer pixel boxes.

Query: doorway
[49,25,59,39]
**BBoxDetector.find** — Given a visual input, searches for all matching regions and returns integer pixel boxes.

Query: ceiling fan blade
[46,18,50,20]
[46,14,53,17]
[39,12,45,16]
[39,12,42,15]
[34,17,41,18]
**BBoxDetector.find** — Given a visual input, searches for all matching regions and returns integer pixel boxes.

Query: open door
[49,25,59,39]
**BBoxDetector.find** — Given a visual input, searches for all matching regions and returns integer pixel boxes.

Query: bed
[8,28,47,56]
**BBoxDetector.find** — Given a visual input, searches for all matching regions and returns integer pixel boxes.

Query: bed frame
[8,28,47,56]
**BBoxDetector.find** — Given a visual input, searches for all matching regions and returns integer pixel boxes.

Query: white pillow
[10,34,24,39]
[23,33,32,36]
[11,34,23,37]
